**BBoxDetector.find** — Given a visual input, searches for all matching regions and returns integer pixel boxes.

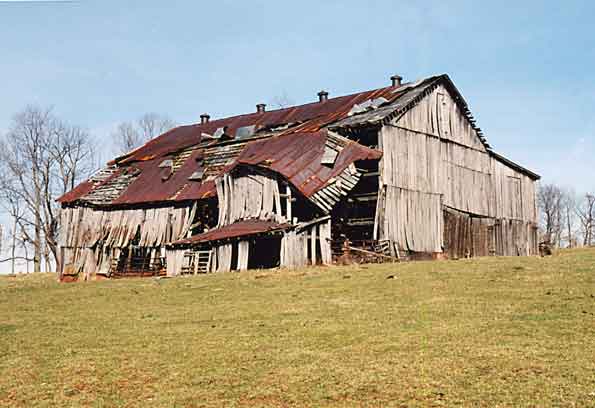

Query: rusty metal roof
[60,73,537,205]
[111,76,443,166]
[58,77,443,205]
[173,219,290,245]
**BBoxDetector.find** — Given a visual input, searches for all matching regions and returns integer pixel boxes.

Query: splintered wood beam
[295,215,331,231]
[347,245,399,261]
[345,218,375,226]
[278,194,296,201]
[352,192,379,202]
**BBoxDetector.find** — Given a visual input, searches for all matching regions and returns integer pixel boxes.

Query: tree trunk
[33,165,42,273]
[48,240,60,276]
[34,217,42,273]
[44,244,51,273]
[566,209,572,248]
[11,218,16,274]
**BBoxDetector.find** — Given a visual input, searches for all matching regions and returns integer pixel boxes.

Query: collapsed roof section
[233,131,381,197]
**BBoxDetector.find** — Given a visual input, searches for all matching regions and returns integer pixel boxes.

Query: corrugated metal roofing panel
[113,148,204,205]
[173,219,290,245]
[233,130,382,198]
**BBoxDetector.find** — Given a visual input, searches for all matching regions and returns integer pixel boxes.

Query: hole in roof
[188,169,204,181]
[348,97,389,116]
[235,125,256,140]
[158,159,173,168]
[213,127,227,138]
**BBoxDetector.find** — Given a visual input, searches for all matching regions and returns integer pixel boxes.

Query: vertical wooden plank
[310,225,317,266]
[319,219,332,264]
[237,240,249,271]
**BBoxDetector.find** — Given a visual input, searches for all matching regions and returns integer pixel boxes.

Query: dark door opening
[248,236,282,270]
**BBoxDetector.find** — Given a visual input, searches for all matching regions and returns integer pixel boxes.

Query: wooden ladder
[195,250,212,274]
[181,250,213,274]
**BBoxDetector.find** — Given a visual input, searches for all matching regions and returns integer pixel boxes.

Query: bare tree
[271,92,294,109]
[0,189,31,273]
[0,106,52,272]
[44,122,95,271]
[112,113,175,155]
[0,105,95,273]
[577,193,595,247]
[561,189,577,248]
[51,124,97,193]
[537,184,563,245]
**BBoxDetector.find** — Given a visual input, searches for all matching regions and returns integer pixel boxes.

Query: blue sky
[0,0,593,192]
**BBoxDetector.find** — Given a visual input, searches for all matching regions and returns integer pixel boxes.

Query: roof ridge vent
[318,90,329,102]
[390,74,403,87]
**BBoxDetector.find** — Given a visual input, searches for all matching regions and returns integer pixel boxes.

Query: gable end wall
[375,84,538,255]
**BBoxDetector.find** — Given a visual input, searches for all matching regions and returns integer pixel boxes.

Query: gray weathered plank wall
[59,205,195,278]
[376,84,538,255]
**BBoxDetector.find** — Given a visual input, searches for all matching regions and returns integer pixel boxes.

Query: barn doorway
[248,236,282,269]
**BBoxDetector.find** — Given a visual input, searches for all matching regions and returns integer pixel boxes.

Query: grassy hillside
[1,249,594,407]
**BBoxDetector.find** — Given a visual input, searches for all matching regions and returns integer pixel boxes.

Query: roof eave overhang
[487,149,541,181]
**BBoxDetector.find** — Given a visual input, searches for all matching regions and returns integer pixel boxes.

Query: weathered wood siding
[59,205,195,249]
[59,205,195,278]
[166,249,186,277]
[375,186,443,252]
[397,84,487,151]
[376,84,538,255]
[279,218,332,269]
[215,170,284,226]
[490,158,537,222]
[280,230,309,268]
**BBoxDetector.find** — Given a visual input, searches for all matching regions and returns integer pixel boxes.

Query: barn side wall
[59,204,195,279]
[376,84,538,256]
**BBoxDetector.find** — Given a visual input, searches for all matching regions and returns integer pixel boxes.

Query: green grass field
[1,249,594,407]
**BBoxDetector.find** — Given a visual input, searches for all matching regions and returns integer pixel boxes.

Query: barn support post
[286,184,292,224]
[310,225,317,265]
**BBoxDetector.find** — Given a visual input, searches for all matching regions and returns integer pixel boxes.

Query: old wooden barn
[58,74,540,280]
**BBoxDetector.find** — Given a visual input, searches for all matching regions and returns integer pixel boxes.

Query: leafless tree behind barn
[111,113,175,155]
[577,193,595,246]
[538,184,563,245]
[0,106,95,273]
[537,184,595,248]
